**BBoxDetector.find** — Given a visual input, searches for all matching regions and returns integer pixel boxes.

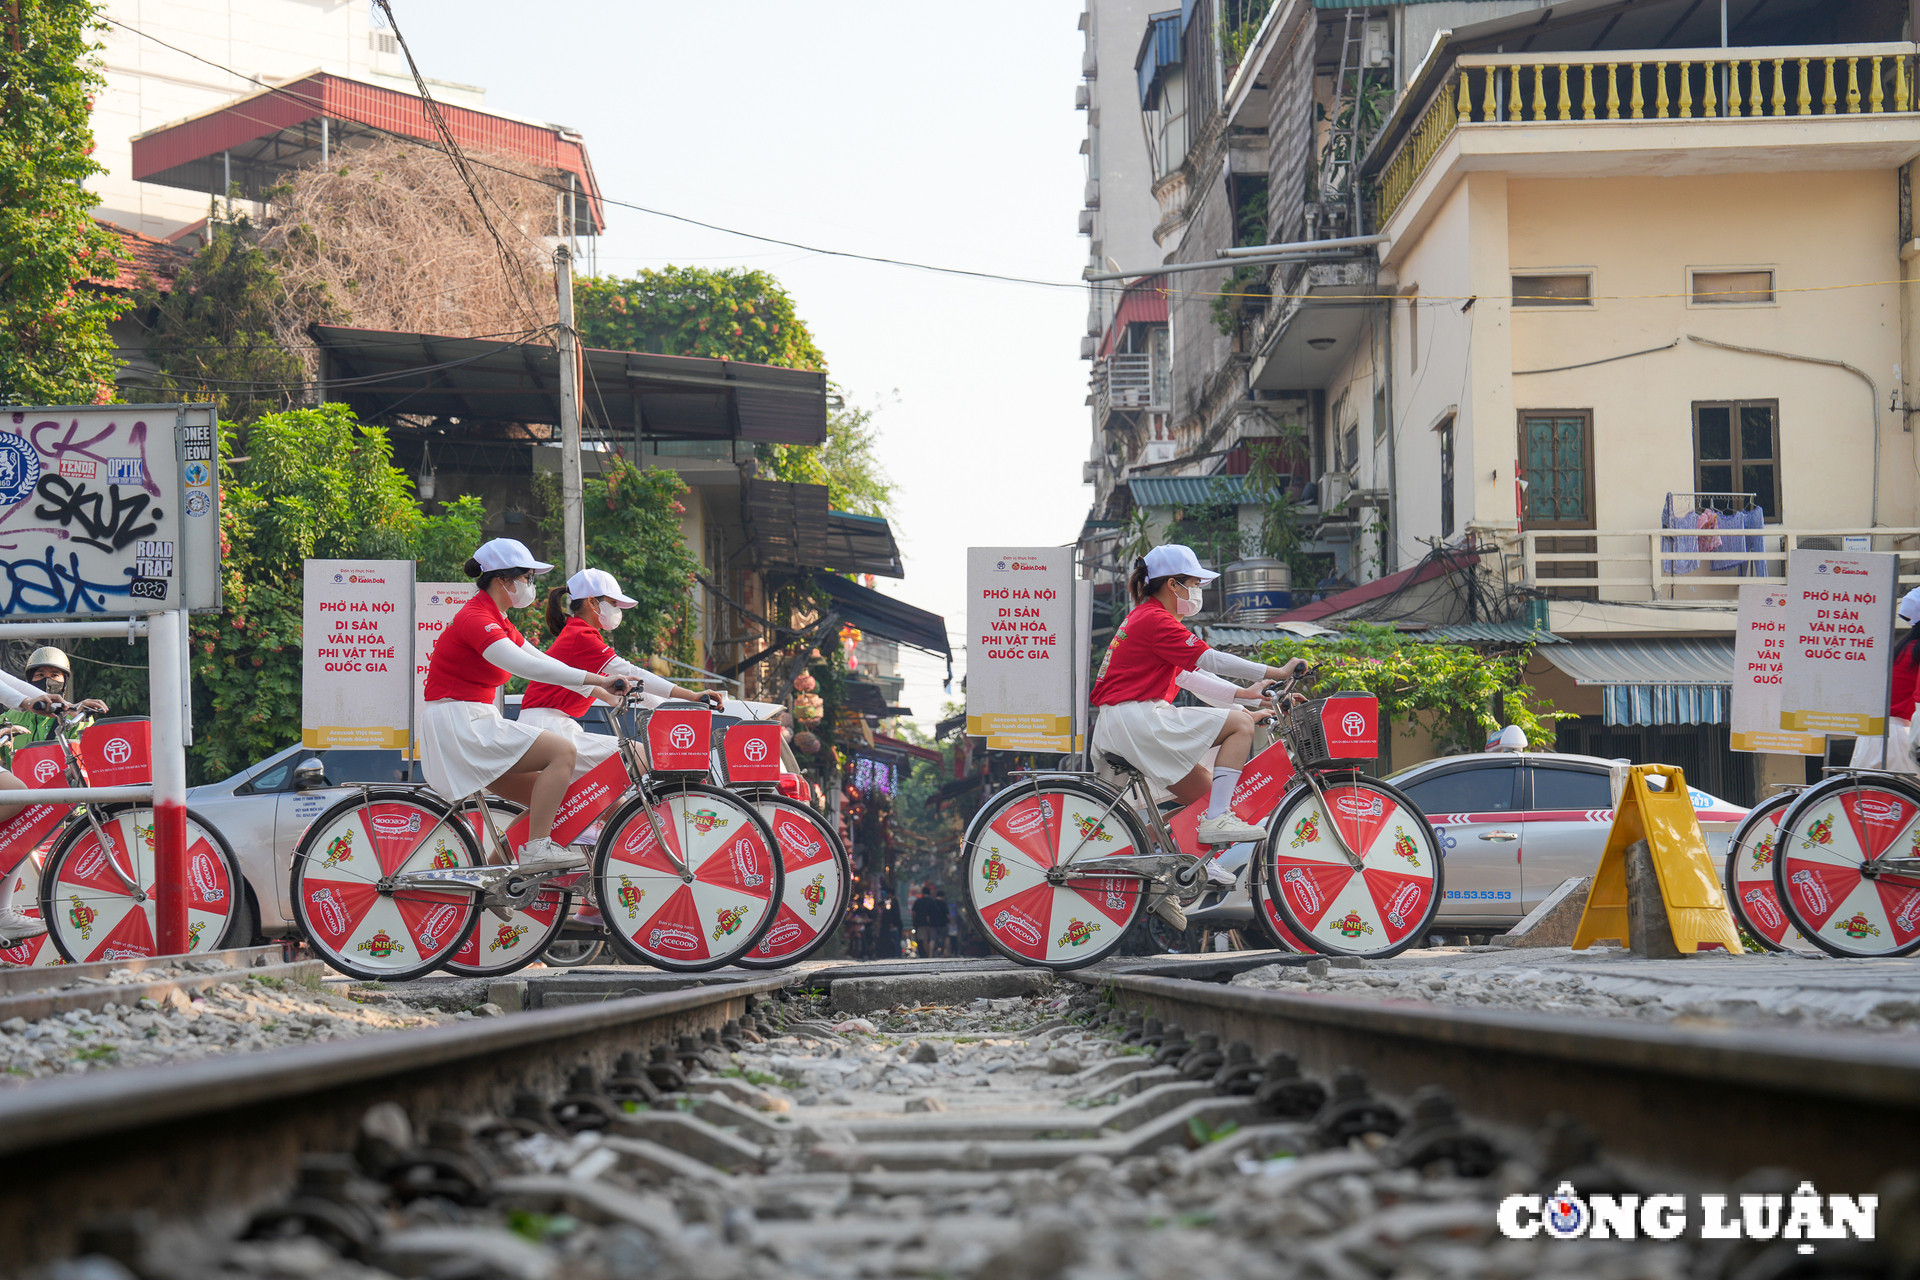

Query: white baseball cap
[1143,544,1219,582]
[1900,587,1920,624]
[471,538,553,575]
[568,568,636,608]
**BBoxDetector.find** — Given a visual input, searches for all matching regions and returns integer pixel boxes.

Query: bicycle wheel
[594,782,783,972]
[541,937,605,967]
[1724,791,1818,954]
[40,808,246,964]
[0,848,62,968]
[1261,773,1443,959]
[440,798,572,979]
[1772,775,1920,958]
[1247,872,1312,953]
[735,796,851,969]
[961,778,1148,970]
[289,789,484,982]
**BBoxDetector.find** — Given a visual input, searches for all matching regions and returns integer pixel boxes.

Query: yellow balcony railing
[1374,43,1919,227]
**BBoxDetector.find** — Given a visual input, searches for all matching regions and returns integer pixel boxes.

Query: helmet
[24,647,70,678]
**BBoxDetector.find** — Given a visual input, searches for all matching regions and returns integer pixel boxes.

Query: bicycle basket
[1285,693,1379,767]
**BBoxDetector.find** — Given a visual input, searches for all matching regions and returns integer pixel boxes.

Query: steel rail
[1075,972,1920,1188]
[0,973,793,1268]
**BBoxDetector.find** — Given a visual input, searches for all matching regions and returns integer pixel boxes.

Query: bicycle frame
[38,712,142,899]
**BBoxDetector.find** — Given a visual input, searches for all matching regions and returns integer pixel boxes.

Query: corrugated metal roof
[1202,620,1561,648]
[1129,474,1260,507]
[1541,637,1735,686]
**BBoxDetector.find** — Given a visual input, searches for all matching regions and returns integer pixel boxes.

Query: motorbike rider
[419,539,636,874]
[0,647,106,769]
[1090,544,1306,887]
[0,672,75,943]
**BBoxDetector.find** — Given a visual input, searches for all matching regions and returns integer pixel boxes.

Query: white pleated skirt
[419,699,543,801]
[1091,699,1230,793]
[518,705,621,776]
[1850,718,1918,775]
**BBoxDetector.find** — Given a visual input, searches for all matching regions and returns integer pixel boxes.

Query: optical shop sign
[1779,549,1897,735]
[966,547,1088,752]
[302,560,415,749]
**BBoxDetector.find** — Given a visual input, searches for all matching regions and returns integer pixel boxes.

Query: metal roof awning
[812,574,951,666]
[1129,474,1260,507]
[131,72,604,236]
[311,326,828,444]
[825,510,904,579]
[1539,636,1735,727]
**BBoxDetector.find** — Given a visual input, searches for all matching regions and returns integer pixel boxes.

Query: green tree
[138,214,325,425]
[1253,622,1567,754]
[414,494,487,584]
[0,0,123,405]
[575,266,825,368]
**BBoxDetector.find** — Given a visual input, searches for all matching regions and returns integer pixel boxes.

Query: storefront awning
[825,510,904,578]
[1540,637,1734,727]
[812,573,951,667]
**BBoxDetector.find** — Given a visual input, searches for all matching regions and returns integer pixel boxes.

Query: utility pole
[555,244,585,577]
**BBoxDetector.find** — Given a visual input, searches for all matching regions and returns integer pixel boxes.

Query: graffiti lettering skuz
[33,476,162,555]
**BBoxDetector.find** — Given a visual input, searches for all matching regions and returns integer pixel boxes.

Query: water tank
[1223,558,1292,623]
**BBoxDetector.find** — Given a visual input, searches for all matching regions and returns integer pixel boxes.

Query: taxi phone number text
[1444,890,1513,900]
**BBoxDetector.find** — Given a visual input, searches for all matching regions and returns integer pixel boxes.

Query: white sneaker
[0,906,48,944]
[1195,815,1268,846]
[1183,858,1237,889]
[514,838,588,876]
[1149,894,1187,931]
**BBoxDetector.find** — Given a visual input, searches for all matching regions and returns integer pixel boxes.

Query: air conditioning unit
[1363,20,1391,67]
[1078,209,1095,236]
[1318,472,1353,511]
[1080,336,1097,360]
[1082,50,1098,77]
[1143,440,1177,464]
[1084,179,1100,208]
[1082,461,1101,483]
[1075,84,1090,110]
[1086,306,1102,336]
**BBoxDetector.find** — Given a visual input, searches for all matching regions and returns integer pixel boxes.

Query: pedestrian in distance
[938,884,957,957]
[911,881,943,958]
[1850,586,1920,774]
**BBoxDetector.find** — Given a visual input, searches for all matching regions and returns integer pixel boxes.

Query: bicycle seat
[1103,752,1142,776]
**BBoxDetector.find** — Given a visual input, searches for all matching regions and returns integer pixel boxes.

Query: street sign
[1729,583,1822,755]
[965,547,1087,752]
[411,582,477,758]
[0,404,222,616]
[302,560,415,749]
[1779,549,1897,736]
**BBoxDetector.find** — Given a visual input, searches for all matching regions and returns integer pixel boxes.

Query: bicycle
[1769,767,1920,958]
[1721,786,1819,953]
[31,710,249,964]
[289,698,784,982]
[958,672,1444,970]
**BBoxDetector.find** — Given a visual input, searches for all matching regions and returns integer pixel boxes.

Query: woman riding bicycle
[0,674,78,944]
[1090,544,1305,885]
[419,539,634,876]
[519,568,722,762]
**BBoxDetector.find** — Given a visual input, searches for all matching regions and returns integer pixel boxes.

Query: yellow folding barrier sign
[1572,764,1745,954]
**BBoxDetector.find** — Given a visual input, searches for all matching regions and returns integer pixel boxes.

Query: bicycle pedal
[1150,895,1187,931]
[488,903,514,923]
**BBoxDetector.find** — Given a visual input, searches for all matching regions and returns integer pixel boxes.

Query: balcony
[1519,525,1920,600]
[1371,43,1920,228]
[1094,352,1167,426]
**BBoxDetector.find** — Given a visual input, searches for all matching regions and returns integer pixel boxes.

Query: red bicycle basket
[721,723,782,784]
[644,703,711,773]
[79,717,153,787]
[1285,693,1378,765]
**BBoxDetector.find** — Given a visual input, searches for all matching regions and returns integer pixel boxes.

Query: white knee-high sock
[1205,767,1241,820]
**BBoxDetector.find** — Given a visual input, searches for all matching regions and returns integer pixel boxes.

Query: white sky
[399,0,1096,730]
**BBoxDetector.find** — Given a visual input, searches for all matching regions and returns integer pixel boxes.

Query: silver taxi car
[1385,751,1749,930]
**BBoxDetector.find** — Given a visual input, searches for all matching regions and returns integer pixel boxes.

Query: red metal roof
[1278,548,1481,623]
[130,72,603,233]
[88,220,188,294]
[1099,274,1168,358]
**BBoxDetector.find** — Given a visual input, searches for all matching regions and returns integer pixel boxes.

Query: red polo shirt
[521,617,617,718]
[1090,600,1210,706]
[422,592,524,703]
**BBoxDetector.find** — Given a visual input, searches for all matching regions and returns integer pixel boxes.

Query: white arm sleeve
[1196,648,1268,681]
[481,639,604,688]
[601,653,677,701]
[0,670,41,712]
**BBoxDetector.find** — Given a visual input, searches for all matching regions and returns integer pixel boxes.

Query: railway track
[0,954,1915,1278]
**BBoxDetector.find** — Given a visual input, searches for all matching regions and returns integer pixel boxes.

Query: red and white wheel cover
[1252,879,1312,953]
[50,813,234,962]
[602,793,776,964]
[1780,786,1920,954]
[297,800,475,969]
[747,802,844,962]
[1270,783,1437,949]
[446,881,572,970]
[0,850,61,968]
[970,789,1142,964]
[1729,802,1817,952]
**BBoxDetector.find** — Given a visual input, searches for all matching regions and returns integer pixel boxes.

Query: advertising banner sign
[1779,549,1897,736]
[965,547,1085,752]
[1730,583,1824,755]
[302,560,414,749]
[0,404,221,617]
[411,582,476,759]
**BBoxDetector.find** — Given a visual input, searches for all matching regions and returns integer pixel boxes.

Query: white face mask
[506,577,537,610]
[597,601,623,631]
[1173,583,1201,618]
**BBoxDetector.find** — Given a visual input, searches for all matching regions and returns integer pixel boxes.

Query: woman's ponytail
[544,586,570,636]
[462,557,483,580]
[1127,557,1150,603]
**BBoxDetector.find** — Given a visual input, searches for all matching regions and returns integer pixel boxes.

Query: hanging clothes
[1698,507,1723,562]
[1739,503,1774,577]
[1662,495,1699,577]
[1708,507,1748,572]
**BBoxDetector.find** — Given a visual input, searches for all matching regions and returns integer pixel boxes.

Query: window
[1518,410,1594,527]
[1527,765,1612,810]
[1437,417,1455,538]
[1512,274,1592,308]
[1398,763,1519,814]
[1690,269,1774,305]
[1693,400,1780,519]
